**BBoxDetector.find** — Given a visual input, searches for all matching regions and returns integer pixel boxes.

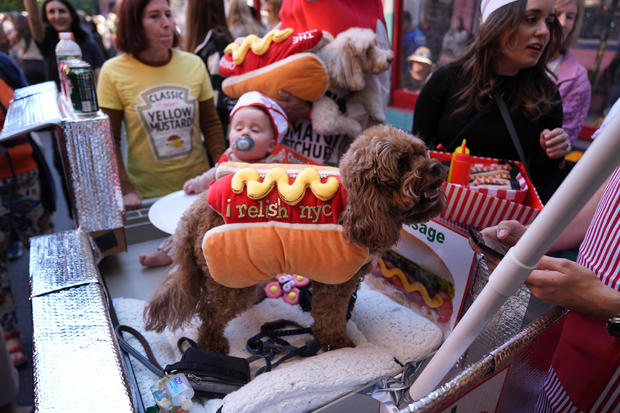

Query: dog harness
[203,163,372,288]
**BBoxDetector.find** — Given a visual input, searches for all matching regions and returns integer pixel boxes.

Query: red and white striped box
[430,151,543,229]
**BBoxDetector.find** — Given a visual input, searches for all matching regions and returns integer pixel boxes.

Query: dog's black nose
[429,160,444,178]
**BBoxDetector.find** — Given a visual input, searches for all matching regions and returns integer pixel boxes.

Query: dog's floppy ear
[340,126,413,251]
[335,36,366,91]
[370,136,424,212]
[373,140,412,188]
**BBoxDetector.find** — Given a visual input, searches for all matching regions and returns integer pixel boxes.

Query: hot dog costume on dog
[203,163,373,288]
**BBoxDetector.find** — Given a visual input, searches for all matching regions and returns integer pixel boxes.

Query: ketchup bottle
[448,140,471,185]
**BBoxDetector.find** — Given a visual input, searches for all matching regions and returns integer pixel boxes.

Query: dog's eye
[397,156,408,172]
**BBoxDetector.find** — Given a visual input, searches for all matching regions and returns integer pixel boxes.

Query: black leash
[246,319,322,375]
[115,325,165,378]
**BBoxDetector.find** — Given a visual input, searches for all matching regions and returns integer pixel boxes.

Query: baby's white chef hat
[480,0,519,22]
[230,91,289,142]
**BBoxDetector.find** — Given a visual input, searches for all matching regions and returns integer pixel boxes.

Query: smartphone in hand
[469,228,510,259]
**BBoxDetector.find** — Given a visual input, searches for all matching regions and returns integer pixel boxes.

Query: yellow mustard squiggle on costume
[224,28,295,65]
[231,167,339,206]
[377,258,444,308]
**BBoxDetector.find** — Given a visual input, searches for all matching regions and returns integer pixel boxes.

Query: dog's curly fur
[312,27,394,137]
[144,125,446,353]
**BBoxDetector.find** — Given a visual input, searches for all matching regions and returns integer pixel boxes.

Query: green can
[63,59,99,115]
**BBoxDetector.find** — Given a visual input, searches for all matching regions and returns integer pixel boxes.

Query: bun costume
[203,163,373,288]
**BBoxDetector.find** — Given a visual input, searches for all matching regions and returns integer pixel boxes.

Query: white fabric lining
[113,281,442,413]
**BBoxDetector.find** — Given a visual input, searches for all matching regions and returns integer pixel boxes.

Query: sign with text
[367,219,476,338]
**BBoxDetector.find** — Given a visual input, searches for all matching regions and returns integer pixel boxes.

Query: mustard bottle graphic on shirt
[135,85,196,160]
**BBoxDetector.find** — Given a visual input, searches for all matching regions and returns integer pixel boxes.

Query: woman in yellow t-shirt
[97,0,226,209]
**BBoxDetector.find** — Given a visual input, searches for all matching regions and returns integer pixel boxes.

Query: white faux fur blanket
[113,282,442,413]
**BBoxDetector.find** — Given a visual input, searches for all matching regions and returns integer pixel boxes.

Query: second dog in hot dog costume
[203,162,374,288]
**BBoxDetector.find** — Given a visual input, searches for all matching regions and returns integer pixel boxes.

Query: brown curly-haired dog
[144,125,446,353]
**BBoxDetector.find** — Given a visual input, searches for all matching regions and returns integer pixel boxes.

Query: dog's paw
[347,121,363,138]
[322,336,355,351]
[199,339,230,354]
[197,328,230,354]
[369,110,386,123]
[361,97,386,123]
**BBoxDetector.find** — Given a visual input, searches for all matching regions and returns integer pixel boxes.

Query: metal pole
[406,110,620,403]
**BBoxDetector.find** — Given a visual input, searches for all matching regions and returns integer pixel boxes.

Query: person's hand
[123,191,143,210]
[275,90,311,122]
[183,179,198,195]
[183,170,214,195]
[183,176,208,195]
[468,220,526,269]
[484,220,527,244]
[540,128,571,159]
[526,256,618,320]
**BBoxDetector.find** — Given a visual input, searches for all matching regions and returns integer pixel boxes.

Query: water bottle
[164,373,194,411]
[56,32,82,64]
[150,373,194,412]
[55,32,82,96]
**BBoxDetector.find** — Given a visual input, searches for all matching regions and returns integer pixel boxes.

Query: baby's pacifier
[234,136,255,151]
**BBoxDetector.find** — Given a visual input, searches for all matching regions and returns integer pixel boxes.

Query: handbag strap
[193,29,213,55]
[115,324,165,378]
[493,91,531,176]
[116,325,265,381]
[246,319,322,375]
[441,100,494,152]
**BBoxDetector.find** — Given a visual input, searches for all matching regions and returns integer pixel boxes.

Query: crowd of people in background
[0,0,284,375]
[1,0,619,412]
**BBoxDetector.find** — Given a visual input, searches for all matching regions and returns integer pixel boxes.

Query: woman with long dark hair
[23,0,105,84]
[227,0,267,39]
[185,0,234,134]
[413,0,570,203]
[11,14,46,84]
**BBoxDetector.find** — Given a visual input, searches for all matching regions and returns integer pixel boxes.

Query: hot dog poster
[367,219,476,338]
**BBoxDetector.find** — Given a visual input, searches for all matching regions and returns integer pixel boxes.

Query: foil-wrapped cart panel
[60,114,124,233]
[0,81,61,142]
[30,231,99,297]
[30,230,134,412]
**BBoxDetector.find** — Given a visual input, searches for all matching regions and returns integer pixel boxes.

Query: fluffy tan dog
[144,125,446,353]
[312,27,394,137]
